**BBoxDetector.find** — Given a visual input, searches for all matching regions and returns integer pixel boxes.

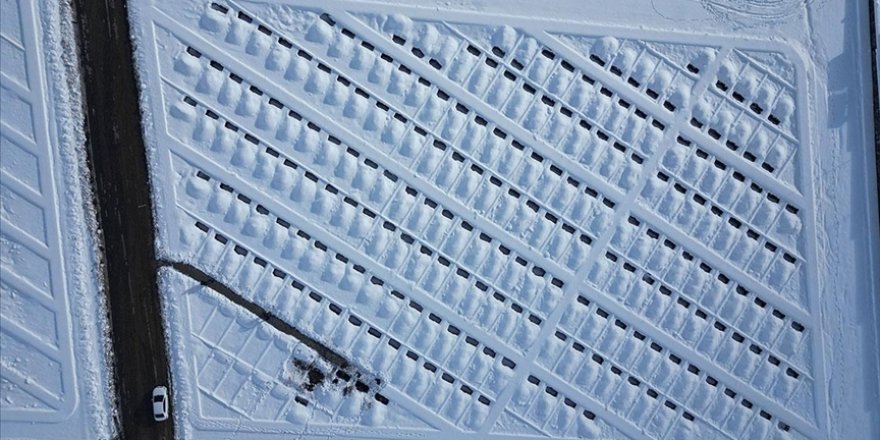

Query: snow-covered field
[131,0,877,439]
[0,0,115,439]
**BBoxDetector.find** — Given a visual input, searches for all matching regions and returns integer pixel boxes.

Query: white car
[152,385,169,422]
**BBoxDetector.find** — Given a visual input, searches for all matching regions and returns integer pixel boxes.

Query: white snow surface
[130,0,880,439]
[0,0,115,439]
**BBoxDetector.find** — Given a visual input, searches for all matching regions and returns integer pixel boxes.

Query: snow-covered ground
[0,0,115,439]
[131,0,879,439]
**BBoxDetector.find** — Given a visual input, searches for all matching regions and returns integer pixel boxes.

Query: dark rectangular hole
[652,119,666,130]
[236,11,253,22]
[375,394,389,405]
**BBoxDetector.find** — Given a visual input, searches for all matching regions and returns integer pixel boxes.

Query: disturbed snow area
[0,0,115,439]
[130,0,879,439]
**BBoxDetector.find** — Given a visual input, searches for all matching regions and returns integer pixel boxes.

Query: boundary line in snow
[161,260,352,368]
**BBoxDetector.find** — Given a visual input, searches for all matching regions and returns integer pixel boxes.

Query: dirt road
[73,1,174,438]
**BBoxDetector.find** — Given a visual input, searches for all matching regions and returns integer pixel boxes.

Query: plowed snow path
[130,0,880,439]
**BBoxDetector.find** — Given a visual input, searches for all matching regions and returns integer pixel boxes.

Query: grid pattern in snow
[132,0,824,438]
[1,0,111,439]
